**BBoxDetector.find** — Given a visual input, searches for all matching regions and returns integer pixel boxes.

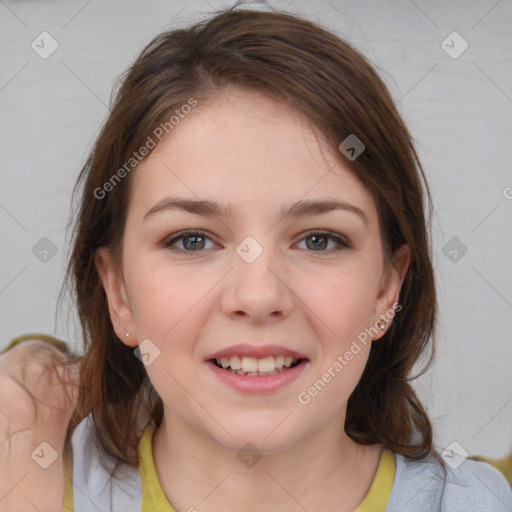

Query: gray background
[1,0,511,460]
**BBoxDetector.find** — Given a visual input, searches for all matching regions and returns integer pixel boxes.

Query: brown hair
[61,5,446,480]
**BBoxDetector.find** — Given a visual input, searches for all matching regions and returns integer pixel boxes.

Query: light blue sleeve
[71,414,143,512]
[442,458,512,511]
[386,452,512,511]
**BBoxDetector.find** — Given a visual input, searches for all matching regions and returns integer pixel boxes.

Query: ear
[372,244,410,341]
[94,247,138,347]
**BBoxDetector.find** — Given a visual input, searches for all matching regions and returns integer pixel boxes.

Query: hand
[0,339,79,511]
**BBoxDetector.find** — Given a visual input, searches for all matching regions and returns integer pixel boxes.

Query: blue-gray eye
[163,229,351,253]
[297,230,351,251]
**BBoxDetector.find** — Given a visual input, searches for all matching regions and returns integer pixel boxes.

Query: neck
[152,410,382,512]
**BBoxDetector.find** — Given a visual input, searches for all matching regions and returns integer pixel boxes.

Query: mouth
[208,355,306,377]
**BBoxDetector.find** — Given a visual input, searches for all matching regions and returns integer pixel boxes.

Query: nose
[220,241,294,323]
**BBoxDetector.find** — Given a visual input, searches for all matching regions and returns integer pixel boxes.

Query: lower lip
[206,359,308,394]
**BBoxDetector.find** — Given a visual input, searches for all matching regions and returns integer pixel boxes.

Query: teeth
[258,356,275,373]
[214,355,299,375]
[230,355,242,370]
[241,357,258,372]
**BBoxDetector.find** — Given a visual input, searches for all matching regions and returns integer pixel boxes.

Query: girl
[3,5,511,511]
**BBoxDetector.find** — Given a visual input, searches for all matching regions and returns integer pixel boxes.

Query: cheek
[126,262,211,421]
[128,258,208,338]
[297,269,375,415]
[126,258,216,385]
[305,263,380,347]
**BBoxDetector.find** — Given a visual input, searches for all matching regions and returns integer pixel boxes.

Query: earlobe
[94,247,138,347]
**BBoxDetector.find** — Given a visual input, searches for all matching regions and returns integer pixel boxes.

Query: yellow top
[64,426,396,511]
[138,427,395,512]
[63,458,74,511]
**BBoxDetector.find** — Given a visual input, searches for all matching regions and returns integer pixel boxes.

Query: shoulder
[386,451,512,512]
[442,457,512,510]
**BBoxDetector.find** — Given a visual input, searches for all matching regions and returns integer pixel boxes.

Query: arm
[0,338,79,511]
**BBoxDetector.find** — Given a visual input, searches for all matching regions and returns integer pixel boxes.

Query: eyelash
[162,229,351,253]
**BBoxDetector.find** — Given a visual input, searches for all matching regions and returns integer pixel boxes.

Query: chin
[210,420,301,455]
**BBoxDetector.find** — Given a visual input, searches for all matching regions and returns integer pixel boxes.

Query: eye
[295,230,351,252]
[162,230,217,252]
[162,229,351,253]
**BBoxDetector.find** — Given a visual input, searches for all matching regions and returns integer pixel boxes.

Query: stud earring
[377,319,386,330]
[125,332,130,337]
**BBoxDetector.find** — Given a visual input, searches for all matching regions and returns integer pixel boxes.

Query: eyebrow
[143,196,368,226]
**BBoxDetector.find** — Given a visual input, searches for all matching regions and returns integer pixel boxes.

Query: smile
[206,357,308,393]
[211,355,302,376]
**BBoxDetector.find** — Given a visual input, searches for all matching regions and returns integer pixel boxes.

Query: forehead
[130,88,378,224]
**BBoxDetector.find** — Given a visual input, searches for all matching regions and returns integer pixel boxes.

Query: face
[96,87,409,453]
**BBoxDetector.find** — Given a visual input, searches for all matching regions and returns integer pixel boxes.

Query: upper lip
[206,344,309,361]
